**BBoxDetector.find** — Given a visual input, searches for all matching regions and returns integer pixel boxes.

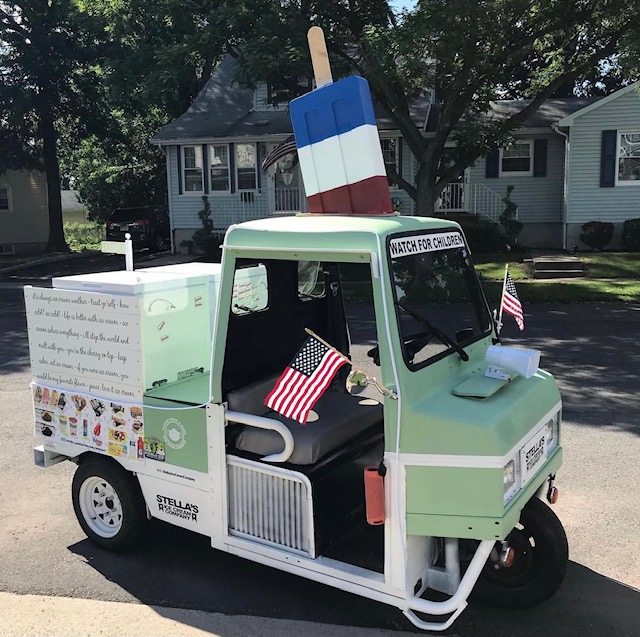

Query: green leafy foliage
[580,221,614,251]
[460,222,508,254]
[499,186,523,247]
[621,218,640,251]
[63,222,105,251]
[192,196,223,261]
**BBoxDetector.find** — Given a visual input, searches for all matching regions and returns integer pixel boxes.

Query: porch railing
[436,183,506,223]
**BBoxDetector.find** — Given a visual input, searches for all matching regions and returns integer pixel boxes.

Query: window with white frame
[182,146,204,192]
[0,186,11,211]
[500,141,533,175]
[236,143,257,190]
[380,138,399,188]
[209,145,230,191]
[618,132,640,183]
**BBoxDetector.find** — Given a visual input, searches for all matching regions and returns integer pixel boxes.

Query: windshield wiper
[396,300,469,362]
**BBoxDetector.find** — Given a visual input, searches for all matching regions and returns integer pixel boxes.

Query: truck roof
[224,214,460,254]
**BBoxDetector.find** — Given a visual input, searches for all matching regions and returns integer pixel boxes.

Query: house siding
[0,170,49,250]
[567,89,640,225]
[469,134,565,224]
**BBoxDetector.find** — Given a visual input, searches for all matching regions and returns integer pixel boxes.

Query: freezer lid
[52,270,209,295]
[137,262,223,279]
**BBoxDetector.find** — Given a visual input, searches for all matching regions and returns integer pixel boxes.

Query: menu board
[24,288,143,401]
[33,384,144,463]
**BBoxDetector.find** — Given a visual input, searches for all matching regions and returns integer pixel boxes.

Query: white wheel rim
[79,476,123,538]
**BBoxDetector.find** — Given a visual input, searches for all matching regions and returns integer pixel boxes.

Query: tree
[0,1,106,252]
[227,0,640,213]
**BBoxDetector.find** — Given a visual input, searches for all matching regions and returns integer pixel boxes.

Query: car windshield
[109,208,151,222]
[388,230,491,369]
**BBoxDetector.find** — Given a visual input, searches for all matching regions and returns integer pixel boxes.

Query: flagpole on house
[497,264,509,335]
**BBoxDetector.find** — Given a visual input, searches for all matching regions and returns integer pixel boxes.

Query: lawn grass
[475,251,640,303]
[579,252,640,278]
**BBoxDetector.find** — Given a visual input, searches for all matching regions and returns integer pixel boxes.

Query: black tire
[71,457,147,552]
[472,497,568,609]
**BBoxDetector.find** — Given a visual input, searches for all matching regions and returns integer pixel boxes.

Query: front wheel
[472,497,568,609]
[72,457,147,551]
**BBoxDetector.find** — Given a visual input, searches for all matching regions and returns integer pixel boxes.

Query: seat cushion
[233,390,383,465]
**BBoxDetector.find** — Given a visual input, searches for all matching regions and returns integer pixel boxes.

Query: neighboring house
[62,190,88,224]
[151,55,640,249]
[0,170,49,254]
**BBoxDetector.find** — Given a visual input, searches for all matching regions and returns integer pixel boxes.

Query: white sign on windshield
[389,232,465,258]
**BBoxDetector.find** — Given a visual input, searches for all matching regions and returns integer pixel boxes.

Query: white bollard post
[124,233,134,271]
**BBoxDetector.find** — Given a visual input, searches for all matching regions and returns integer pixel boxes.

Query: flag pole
[304,328,397,399]
[497,264,509,335]
[304,327,351,364]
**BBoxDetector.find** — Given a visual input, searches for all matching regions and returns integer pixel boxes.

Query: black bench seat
[226,376,383,465]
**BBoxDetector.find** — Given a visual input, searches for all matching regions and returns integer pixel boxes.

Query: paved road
[0,268,639,635]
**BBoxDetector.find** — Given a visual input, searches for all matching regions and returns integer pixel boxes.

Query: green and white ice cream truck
[26,214,567,631]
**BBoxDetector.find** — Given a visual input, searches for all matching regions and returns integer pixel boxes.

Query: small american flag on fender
[265,333,349,424]
[502,272,524,331]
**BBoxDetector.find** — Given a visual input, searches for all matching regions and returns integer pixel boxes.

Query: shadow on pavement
[68,520,639,636]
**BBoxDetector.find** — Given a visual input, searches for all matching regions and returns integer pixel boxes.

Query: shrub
[460,221,508,253]
[579,221,614,251]
[64,222,105,251]
[192,196,223,261]
[499,185,523,246]
[621,218,640,251]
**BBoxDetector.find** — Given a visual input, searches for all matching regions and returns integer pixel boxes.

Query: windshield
[388,230,491,369]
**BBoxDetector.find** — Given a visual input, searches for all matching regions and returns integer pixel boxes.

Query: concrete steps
[531,255,585,279]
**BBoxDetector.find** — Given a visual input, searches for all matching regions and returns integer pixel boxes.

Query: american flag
[502,272,524,331]
[265,334,349,424]
[261,135,298,171]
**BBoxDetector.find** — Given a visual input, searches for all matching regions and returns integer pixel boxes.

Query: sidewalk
[0,592,415,637]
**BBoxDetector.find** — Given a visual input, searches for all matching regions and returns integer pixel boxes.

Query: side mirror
[346,370,369,395]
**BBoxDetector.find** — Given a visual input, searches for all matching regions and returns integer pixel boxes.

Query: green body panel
[400,367,561,457]
[406,448,563,540]
[213,215,564,538]
[142,400,208,472]
[406,466,504,518]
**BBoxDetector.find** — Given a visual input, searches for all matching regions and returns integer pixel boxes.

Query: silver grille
[227,457,315,557]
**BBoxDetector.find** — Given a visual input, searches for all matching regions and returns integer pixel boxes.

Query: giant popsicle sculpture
[290,27,394,215]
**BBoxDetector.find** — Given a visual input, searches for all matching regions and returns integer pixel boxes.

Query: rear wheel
[72,457,147,551]
[472,497,568,609]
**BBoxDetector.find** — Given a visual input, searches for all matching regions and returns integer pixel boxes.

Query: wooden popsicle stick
[307,26,333,87]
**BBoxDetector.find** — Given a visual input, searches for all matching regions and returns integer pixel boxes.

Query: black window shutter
[177,146,183,195]
[229,143,236,193]
[533,139,547,177]
[485,147,499,178]
[397,137,403,179]
[202,144,209,193]
[600,130,617,187]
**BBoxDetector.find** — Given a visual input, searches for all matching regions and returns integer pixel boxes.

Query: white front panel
[138,473,212,536]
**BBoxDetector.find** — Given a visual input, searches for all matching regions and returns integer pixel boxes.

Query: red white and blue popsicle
[289,27,393,215]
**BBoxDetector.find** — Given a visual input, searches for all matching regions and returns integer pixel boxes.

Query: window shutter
[256,143,261,190]
[397,137,403,180]
[485,147,499,178]
[600,130,617,187]
[533,139,547,177]
[202,144,209,193]
[229,143,236,193]
[177,146,183,195]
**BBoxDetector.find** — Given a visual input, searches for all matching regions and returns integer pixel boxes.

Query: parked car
[105,207,170,252]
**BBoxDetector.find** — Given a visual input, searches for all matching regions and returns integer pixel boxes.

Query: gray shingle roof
[151,55,603,143]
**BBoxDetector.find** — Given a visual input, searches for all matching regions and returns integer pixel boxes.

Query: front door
[265,143,304,213]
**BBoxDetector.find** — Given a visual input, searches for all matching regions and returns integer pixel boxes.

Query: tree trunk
[414,158,441,217]
[40,109,69,253]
